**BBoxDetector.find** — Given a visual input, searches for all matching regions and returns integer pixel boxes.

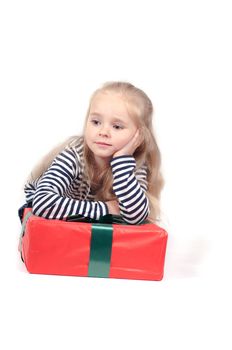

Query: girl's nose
[99,125,110,137]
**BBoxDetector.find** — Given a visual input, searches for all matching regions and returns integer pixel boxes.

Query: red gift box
[19,208,168,281]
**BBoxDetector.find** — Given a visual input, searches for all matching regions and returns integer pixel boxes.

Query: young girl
[19,81,164,225]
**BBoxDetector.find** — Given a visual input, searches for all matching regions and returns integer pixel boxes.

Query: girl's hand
[106,200,120,215]
[113,129,143,158]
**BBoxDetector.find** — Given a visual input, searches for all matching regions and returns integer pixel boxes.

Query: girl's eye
[91,119,100,125]
[113,125,124,130]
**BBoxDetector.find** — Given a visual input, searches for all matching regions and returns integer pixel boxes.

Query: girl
[19,81,164,225]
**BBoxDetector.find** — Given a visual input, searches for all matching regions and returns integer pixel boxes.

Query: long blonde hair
[26,81,165,224]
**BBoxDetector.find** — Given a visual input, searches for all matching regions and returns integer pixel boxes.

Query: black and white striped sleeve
[32,149,108,220]
[110,155,150,224]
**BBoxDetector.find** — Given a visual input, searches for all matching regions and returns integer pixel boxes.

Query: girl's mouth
[95,142,112,146]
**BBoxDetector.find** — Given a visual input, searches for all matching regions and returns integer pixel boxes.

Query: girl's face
[85,91,138,167]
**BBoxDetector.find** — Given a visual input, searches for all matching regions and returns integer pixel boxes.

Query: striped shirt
[24,137,150,224]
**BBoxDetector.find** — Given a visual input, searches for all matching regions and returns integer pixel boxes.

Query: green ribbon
[88,223,113,278]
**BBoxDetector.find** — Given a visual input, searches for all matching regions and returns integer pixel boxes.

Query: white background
[1,1,232,349]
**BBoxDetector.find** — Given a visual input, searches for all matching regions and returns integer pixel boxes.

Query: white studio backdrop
[0,1,232,349]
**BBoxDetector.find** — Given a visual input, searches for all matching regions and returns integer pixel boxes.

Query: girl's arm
[28,149,109,220]
[110,155,150,224]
